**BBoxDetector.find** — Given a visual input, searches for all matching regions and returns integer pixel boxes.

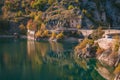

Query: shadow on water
[0,39,108,80]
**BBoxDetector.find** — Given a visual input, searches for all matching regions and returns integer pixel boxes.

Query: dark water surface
[0,38,105,80]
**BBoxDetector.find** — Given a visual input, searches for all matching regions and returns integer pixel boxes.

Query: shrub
[30,12,36,18]
[19,24,26,34]
[89,27,104,40]
[113,35,120,52]
[56,32,64,39]
[50,32,56,39]
[77,24,81,29]
[82,9,87,14]
[35,30,42,38]
[40,23,46,31]
[42,30,49,37]
[75,38,94,50]
[114,64,120,75]
[17,11,23,17]
[68,5,74,10]
[48,0,55,5]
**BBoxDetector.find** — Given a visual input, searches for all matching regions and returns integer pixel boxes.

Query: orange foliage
[114,64,120,75]
[56,32,64,39]
[51,32,56,39]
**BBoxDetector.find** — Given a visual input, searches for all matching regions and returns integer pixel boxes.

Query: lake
[0,38,105,80]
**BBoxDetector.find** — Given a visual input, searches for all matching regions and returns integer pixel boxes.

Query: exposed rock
[75,44,96,58]
[96,66,114,80]
[114,74,120,80]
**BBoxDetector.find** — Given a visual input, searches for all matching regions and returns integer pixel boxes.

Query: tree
[19,24,26,34]
[82,9,87,14]
[88,27,104,40]
[42,30,49,37]
[40,23,46,31]
[35,30,42,38]
[48,0,55,5]
[77,24,81,29]
[51,32,56,39]
[68,5,74,10]
[56,32,64,39]
[114,64,120,75]
[27,19,33,30]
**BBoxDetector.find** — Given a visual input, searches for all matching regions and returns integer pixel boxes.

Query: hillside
[0,0,120,34]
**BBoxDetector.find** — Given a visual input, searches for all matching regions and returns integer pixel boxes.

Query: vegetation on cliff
[0,0,120,35]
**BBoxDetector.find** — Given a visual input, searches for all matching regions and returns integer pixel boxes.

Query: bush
[114,64,120,75]
[75,38,94,50]
[50,32,56,39]
[56,32,64,39]
[113,35,120,52]
[88,27,104,40]
[19,24,26,34]
[82,9,87,14]
[68,5,74,10]
[35,30,42,38]
[17,11,23,17]
[42,30,49,37]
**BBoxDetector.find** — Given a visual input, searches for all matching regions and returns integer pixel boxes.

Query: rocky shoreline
[74,38,120,80]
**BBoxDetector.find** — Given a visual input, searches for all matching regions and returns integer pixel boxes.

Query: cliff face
[80,0,120,28]
[0,0,120,34]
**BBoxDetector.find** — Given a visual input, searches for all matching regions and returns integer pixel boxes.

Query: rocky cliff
[0,0,120,34]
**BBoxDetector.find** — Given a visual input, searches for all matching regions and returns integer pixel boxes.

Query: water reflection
[0,39,107,80]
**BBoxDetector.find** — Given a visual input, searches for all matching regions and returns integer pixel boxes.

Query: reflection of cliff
[95,62,115,80]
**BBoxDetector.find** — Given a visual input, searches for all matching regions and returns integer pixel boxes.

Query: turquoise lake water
[0,38,105,80]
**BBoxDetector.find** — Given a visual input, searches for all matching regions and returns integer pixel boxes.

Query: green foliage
[82,9,87,14]
[15,11,23,17]
[68,5,74,10]
[30,0,48,11]
[48,0,55,5]
[77,24,81,29]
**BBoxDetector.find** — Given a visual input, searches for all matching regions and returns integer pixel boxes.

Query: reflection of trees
[27,41,45,65]
[74,57,89,71]
[0,40,27,70]
[35,41,50,57]
[73,56,106,80]
[49,41,64,54]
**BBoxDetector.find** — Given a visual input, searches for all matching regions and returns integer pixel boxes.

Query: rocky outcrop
[75,44,97,58]
[97,46,120,66]
[114,74,120,80]
[81,0,120,28]
[96,66,114,80]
